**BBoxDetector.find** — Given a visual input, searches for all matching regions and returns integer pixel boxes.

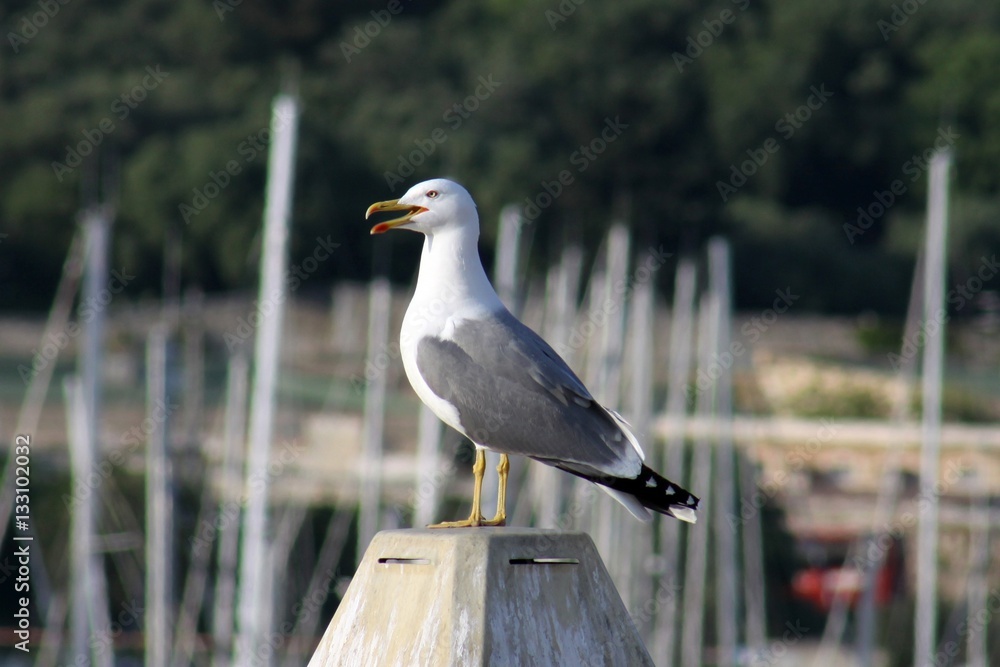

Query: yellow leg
[428,449,486,528]
[481,454,508,526]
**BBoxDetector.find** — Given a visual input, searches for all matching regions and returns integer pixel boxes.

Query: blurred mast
[815,254,926,667]
[357,277,390,554]
[235,92,300,666]
[590,224,630,565]
[212,353,249,667]
[69,204,115,667]
[709,237,739,667]
[413,401,443,526]
[652,257,697,667]
[625,274,654,623]
[481,205,524,520]
[0,232,83,547]
[914,148,952,665]
[965,499,990,667]
[527,244,583,527]
[681,292,718,667]
[146,325,173,667]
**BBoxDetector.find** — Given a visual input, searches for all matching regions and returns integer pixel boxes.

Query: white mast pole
[913,148,951,666]
[235,93,299,666]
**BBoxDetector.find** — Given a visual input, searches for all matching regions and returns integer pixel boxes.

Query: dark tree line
[1,0,998,314]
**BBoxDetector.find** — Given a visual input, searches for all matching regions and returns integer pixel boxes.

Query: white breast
[398,223,505,442]
[399,295,466,435]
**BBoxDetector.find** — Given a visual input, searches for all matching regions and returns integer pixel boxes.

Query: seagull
[366,178,699,527]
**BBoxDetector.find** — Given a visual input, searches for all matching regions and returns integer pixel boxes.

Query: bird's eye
[426,190,439,199]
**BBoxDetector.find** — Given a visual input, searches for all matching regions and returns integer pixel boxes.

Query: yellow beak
[366,199,427,235]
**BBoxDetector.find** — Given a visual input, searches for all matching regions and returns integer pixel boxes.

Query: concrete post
[309,529,654,666]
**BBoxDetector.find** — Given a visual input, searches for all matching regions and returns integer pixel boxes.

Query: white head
[367,178,479,236]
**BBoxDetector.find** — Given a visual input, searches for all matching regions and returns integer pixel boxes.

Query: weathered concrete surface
[308,528,653,667]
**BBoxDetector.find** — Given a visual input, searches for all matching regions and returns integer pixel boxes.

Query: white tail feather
[601,486,653,522]
[604,407,645,462]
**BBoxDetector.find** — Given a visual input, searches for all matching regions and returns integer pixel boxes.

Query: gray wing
[415,309,641,479]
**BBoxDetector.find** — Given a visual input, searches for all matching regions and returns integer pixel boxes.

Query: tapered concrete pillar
[309,528,653,666]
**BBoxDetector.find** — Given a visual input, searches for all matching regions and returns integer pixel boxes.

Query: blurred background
[1,0,999,665]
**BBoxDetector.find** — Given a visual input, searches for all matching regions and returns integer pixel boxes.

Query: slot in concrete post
[309,528,654,666]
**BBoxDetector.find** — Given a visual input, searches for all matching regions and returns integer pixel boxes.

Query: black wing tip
[590,464,699,523]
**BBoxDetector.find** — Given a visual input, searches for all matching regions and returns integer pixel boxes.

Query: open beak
[366,199,427,235]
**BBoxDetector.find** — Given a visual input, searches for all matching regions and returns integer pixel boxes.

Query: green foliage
[911,385,1000,423]
[857,317,905,354]
[1,0,998,313]
[787,381,892,419]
